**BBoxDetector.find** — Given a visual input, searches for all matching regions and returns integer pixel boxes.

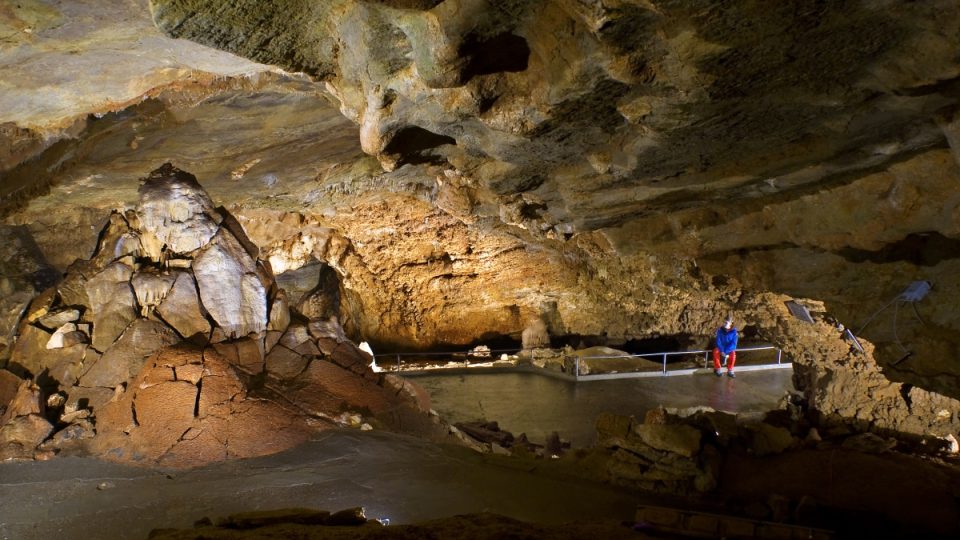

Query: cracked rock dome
[2,0,960,537]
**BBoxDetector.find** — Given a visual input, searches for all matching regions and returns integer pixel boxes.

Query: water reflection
[707,376,739,411]
[409,369,793,447]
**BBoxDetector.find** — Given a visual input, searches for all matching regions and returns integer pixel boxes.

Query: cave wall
[134,0,960,369]
[147,0,960,234]
[2,0,960,441]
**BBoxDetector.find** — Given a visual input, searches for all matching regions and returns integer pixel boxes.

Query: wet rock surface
[588,404,960,536]
[0,430,642,540]
[149,511,644,540]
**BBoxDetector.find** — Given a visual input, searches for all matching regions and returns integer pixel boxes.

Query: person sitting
[713,317,738,378]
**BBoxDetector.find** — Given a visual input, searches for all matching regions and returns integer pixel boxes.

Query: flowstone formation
[0,164,428,466]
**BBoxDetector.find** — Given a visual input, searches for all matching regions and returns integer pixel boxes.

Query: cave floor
[0,429,645,540]
[409,368,795,446]
[0,370,792,539]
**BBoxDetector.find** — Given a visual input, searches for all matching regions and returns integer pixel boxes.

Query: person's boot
[714,369,722,377]
[727,371,736,378]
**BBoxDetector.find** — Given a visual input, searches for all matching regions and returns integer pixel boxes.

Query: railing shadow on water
[375,348,523,372]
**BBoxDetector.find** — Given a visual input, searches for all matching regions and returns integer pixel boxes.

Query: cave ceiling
[1,0,959,390]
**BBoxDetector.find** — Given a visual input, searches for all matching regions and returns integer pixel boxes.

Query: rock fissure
[130,399,140,429]
[193,378,202,418]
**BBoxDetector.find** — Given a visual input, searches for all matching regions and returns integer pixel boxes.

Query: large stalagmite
[0,164,431,466]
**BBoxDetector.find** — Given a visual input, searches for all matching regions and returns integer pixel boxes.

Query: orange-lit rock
[90,346,313,467]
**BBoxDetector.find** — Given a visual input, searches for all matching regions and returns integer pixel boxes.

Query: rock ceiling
[1,0,960,429]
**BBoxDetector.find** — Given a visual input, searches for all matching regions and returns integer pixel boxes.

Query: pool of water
[407,368,795,447]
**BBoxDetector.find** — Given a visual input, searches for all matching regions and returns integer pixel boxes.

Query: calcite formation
[0,165,426,466]
[88,346,313,467]
[136,173,222,260]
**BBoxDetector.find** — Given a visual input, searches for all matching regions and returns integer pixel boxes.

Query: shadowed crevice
[381,126,456,167]
[460,32,530,81]
[366,0,445,9]
[836,233,960,267]
[700,233,960,268]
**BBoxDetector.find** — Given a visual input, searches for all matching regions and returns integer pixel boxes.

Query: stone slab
[79,319,178,388]
[265,345,308,380]
[84,261,137,352]
[0,369,23,411]
[629,424,703,458]
[0,380,43,425]
[193,228,267,339]
[156,271,211,342]
[0,414,54,456]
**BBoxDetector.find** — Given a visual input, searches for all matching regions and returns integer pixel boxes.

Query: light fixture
[785,300,814,323]
[899,281,931,303]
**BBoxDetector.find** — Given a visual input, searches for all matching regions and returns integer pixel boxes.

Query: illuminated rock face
[147,0,960,234]
[0,165,420,466]
[133,0,960,404]
[136,164,223,259]
[89,346,313,468]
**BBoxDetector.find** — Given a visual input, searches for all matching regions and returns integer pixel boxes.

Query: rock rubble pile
[0,164,429,466]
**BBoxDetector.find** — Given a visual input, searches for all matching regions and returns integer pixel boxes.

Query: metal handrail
[376,345,783,375]
[571,345,779,360]
[570,345,783,377]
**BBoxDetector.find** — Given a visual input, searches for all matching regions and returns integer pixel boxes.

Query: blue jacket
[716,327,738,354]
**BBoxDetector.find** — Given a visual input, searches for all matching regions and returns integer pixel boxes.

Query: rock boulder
[89,346,313,468]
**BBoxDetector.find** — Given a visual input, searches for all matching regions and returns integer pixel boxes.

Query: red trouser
[713,348,736,370]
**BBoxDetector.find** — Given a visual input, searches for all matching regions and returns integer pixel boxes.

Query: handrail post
[777,348,782,365]
[396,353,401,372]
[662,353,667,375]
[575,356,580,379]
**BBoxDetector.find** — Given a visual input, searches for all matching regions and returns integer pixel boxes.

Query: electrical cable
[855,294,900,336]
[855,284,931,360]
[892,300,909,353]
[910,302,927,326]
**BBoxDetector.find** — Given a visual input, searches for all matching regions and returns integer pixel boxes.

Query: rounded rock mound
[0,164,436,467]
